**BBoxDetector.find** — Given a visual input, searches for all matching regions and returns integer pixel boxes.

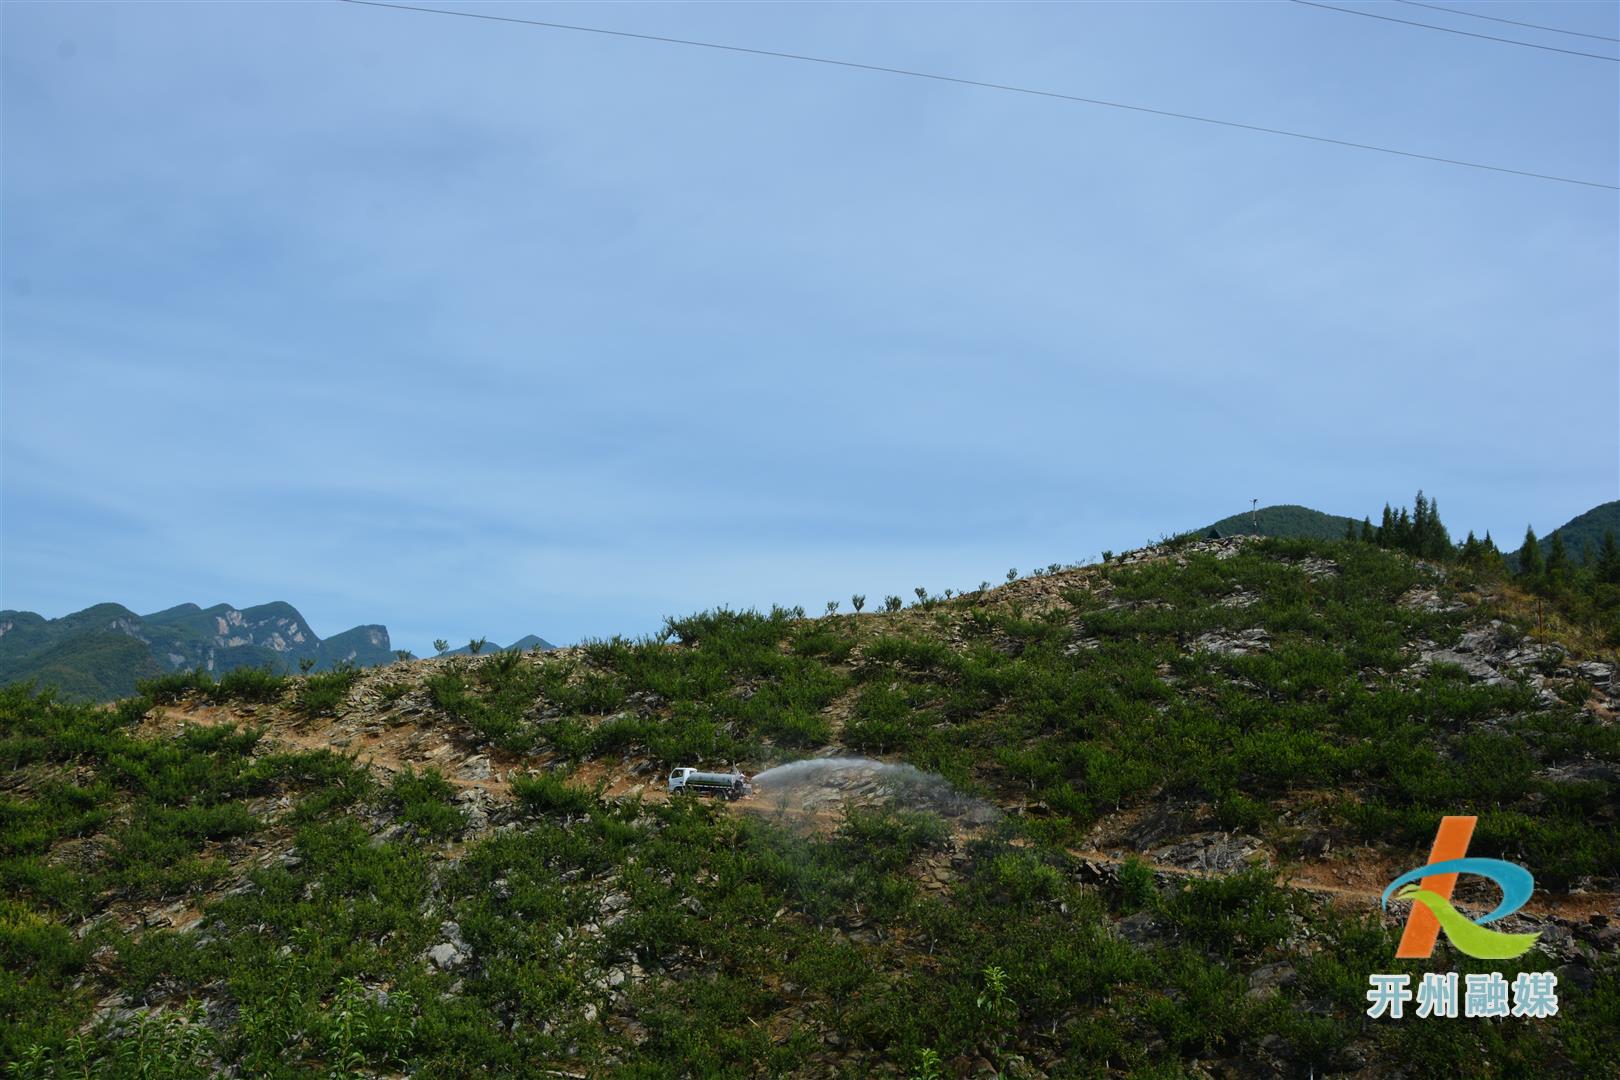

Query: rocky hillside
[0,601,394,702]
[3,536,1617,1078]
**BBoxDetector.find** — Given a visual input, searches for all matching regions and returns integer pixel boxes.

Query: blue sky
[3,0,1616,653]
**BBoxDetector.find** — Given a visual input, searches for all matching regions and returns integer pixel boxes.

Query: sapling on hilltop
[851,594,866,614]
[433,639,450,656]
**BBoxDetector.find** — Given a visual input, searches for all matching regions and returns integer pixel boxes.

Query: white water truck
[667,767,753,800]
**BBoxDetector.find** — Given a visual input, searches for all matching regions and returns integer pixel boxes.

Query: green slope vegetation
[1534,500,1620,566]
[0,632,164,702]
[2,535,1616,1077]
[0,606,152,702]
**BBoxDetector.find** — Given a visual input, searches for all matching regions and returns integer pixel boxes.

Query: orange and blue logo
[1380,815,1540,961]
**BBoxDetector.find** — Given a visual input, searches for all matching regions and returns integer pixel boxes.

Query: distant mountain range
[0,601,395,702]
[443,635,556,656]
[0,600,560,703]
[1197,500,1620,565]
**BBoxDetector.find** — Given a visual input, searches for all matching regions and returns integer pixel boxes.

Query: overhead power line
[1288,0,1618,61]
[335,0,1618,191]
[1394,0,1620,44]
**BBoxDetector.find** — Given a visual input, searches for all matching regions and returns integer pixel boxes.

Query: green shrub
[297,665,361,717]
[511,771,600,817]
[1157,868,1296,957]
[845,681,921,754]
[1117,856,1157,911]
[112,696,152,727]
[137,669,215,705]
[836,807,946,873]
[386,767,465,839]
[980,849,1064,907]
[212,665,288,704]
[375,681,412,706]
[1214,790,1269,832]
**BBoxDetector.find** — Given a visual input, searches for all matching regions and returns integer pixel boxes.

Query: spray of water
[751,757,997,825]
